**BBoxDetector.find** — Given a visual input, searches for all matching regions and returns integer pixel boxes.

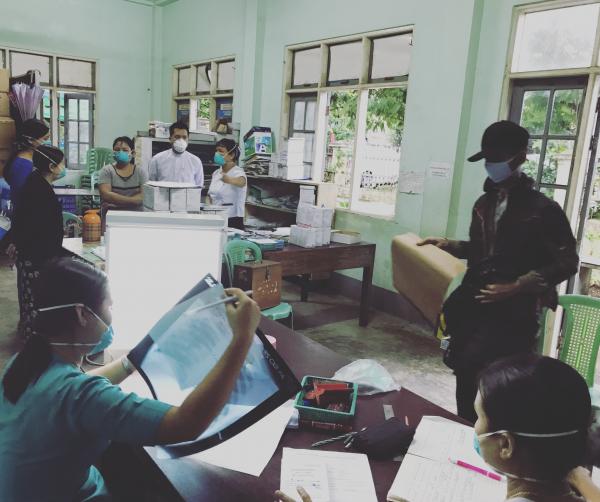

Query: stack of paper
[280,448,377,502]
[387,416,506,502]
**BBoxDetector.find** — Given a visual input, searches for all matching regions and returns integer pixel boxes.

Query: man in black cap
[419,120,579,422]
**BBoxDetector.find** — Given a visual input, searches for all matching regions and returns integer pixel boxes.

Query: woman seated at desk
[207,138,247,230]
[276,354,599,502]
[0,257,260,501]
[98,136,148,212]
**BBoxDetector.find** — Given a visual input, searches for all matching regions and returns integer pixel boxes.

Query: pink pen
[448,458,504,482]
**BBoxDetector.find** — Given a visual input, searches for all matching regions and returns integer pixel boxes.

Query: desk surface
[62,237,105,269]
[139,317,465,502]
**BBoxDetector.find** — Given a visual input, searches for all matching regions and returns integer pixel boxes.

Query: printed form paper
[280,448,377,502]
[387,416,506,502]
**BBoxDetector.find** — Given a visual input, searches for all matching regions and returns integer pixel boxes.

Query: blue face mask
[113,151,131,165]
[55,164,67,180]
[214,152,226,166]
[38,303,114,355]
[484,159,515,184]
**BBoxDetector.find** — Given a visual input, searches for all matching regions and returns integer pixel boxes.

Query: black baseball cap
[468,121,529,162]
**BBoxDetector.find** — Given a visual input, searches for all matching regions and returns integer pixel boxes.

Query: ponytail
[2,334,52,404]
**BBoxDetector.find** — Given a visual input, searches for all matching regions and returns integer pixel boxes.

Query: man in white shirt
[148,121,204,187]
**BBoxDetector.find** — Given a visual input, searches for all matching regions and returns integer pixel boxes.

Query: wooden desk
[264,242,376,327]
[120,317,465,502]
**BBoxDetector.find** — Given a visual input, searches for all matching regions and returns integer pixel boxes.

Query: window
[512,3,599,72]
[284,28,411,217]
[288,94,317,166]
[173,57,235,134]
[3,47,96,169]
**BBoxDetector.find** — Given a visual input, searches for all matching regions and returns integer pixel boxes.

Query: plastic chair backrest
[556,294,600,387]
[86,148,114,174]
[225,240,262,279]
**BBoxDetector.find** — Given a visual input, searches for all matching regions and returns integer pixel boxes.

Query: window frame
[172,56,235,133]
[0,46,97,169]
[288,93,318,167]
[281,26,413,219]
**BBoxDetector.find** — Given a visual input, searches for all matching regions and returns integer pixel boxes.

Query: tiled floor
[0,256,457,414]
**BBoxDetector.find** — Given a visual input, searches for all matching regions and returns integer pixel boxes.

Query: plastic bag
[332,359,400,396]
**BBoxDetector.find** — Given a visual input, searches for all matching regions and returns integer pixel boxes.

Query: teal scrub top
[0,355,172,501]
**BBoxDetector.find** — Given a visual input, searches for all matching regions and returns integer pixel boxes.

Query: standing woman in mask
[474,353,590,501]
[3,118,50,210]
[208,138,246,230]
[11,146,66,337]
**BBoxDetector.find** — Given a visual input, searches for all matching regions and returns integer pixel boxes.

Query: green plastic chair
[62,211,81,237]
[224,240,294,328]
[86,147,114,175]
[540,295,600,387]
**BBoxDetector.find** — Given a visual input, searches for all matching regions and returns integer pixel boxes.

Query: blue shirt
[4,156,34,208]
[0,355,172,501]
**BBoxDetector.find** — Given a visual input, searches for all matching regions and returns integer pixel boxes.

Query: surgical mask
[113,151,131,165]
[173,139,188,154]
[214,152,226,166]
[37,303,114,355]
[55,164,67,180]
[484,158,516,184]
[473,428,580,482]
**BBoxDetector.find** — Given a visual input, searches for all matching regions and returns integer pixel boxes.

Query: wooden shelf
[246,202,297,214]
[247,175,320,186]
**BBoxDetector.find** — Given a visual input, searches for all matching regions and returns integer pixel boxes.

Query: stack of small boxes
[268,138,307,180]
[0,69,15,178]
[143,181,202,212]
[289,185,334,248]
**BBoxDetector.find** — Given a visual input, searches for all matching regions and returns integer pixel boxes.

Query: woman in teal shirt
[0,257,260,501]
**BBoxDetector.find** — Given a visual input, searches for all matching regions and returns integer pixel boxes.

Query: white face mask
[475,429,580,483]
[172,139,188,154]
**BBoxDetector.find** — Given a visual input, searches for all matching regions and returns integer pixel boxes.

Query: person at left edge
[0,257,260,501]
[11,145,66,338]
[148,121,204,187]
[208,138,247,230]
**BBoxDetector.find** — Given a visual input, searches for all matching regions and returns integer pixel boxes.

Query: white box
[143,184,170,211]
[284,163,305,180]
[299,185,316,205]
[290,225,318,248]
[186,188,202,211]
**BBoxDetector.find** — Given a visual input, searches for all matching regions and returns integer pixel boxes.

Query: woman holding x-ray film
[0,257,260,501]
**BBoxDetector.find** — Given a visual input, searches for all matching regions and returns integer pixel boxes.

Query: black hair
[216,138,240,162]
[2,258,108,404]
[169,121,189,137]
[4,119,50,181]
[33,145,64,175]
[112,136,135,151]
[478,354,591,480]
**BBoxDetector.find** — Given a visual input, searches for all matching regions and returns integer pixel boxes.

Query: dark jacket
[454,174,578,308]
[442,174,579,370]
[12,169,63,264]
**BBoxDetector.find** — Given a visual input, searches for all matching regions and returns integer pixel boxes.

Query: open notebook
[127,274,301,458]
[387,416,506,502]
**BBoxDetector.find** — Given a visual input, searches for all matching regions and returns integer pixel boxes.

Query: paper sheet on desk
[187,401,295,476]
[280,448,377,502]
[387,416,506,502]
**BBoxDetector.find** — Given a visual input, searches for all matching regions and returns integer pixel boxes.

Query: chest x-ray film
[127,274,301,458]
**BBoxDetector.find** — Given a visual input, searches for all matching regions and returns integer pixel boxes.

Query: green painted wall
[2,0,155,147]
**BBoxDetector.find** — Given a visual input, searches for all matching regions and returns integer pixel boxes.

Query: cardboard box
[186,187,202,212]
[244,131,272,158]
[331,230,361,245]
[0,69,8,93]
[143,184,170,211]
[0,147,11,178]
[233,260,282,310]
[0,117,16,149]
[169,188,187,212]
[299,185,316,205]
[0,92,9,117]
[296,204,334,229]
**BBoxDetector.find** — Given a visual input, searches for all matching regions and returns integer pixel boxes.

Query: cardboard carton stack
[0,70,15,177]
[289,188,334,248]
[143,181,202,213]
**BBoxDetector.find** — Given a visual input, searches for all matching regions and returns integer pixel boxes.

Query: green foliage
[328,88,407,147]
[197,98,210,120]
